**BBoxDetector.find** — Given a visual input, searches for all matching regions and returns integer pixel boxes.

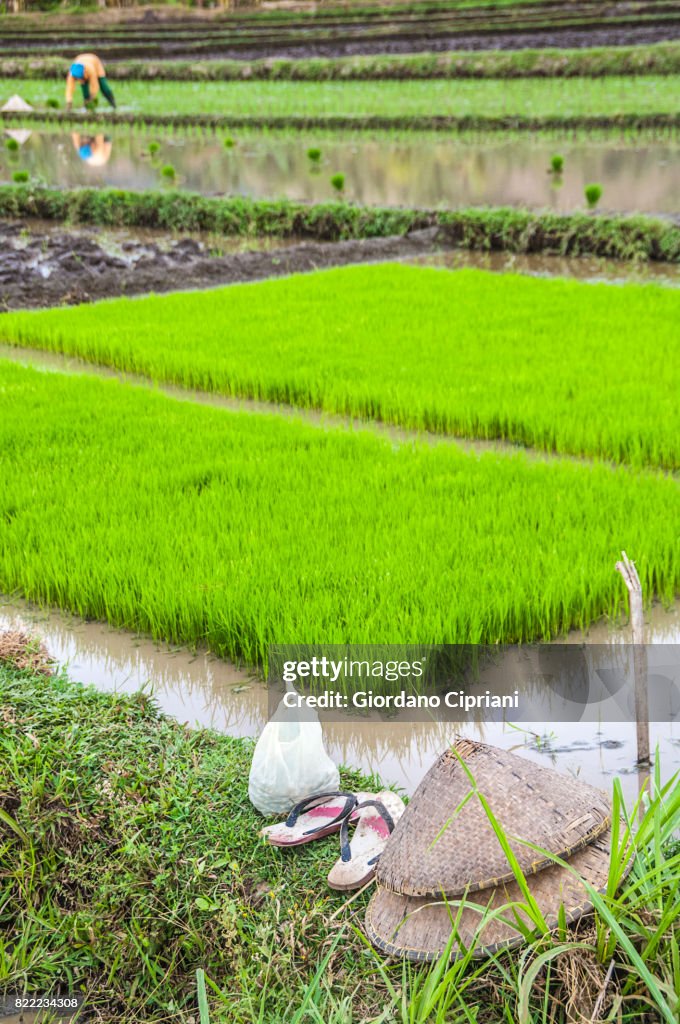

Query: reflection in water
[1,597,679,802]
[2,129,679,215]
[412,249,680,287]
[71,132,112,168]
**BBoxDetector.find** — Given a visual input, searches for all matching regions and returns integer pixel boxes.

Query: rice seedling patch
[1,76,678,120]
[2,264,678,468]
[0,360,677,664]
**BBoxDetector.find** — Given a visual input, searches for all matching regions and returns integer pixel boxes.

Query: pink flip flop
[327,791,405,891]
[261,791,373,847]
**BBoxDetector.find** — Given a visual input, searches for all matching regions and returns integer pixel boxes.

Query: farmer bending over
[66,54,116,111]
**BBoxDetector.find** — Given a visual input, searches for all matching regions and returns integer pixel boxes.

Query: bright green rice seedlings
[11,169,28,183]
[223,135,235,148]
[585,182,604,208]
[307,146,322,162]
[4,136,19,152]
[330,171,345,192]
[161,163,176,179]
[45,97,59,109]
[1,361,679,661]
[550,153,564,174]
[148,140,160,155]
[0,361,679,663]
[1,76,677,120]
[3,265,677,469]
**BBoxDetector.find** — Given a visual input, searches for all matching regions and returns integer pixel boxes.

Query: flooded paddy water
[2,595,679,805]
[2,127,680,215]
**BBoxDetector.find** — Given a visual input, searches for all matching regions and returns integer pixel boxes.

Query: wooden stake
[615,551,650,766]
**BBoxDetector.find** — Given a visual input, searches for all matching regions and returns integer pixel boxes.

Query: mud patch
[2,220,678,312]
[0,221,449,311]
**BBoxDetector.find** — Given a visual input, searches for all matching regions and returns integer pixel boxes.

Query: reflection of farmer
[71,132,112,168]
[66,53,116,111]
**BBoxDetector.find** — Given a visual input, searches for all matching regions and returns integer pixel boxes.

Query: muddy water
[2,129,679,216]
[411,248,680,287]
[2,596,679,803]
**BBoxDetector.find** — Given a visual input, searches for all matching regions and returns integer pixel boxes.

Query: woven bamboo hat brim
[366,833,618,963]
[377,740,610,898]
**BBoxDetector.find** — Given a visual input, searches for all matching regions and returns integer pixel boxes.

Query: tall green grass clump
[585,182,604,208]
[0,361,678,663]
[3,265,678,469]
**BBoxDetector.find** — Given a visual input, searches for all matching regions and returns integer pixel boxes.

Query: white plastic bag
[248,695,340,816]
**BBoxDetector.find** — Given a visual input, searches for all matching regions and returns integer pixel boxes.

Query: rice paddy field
[0,357,678,663]
[3,127,679,215]
[2,2,680,1021]
[3,75,678,118]
[3,2,679,63]
[3,264,678,467]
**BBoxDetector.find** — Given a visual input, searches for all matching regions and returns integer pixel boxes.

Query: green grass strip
[2,661,679,1022]
[0,661,380,1021]
[1,187,678,262]
[3,75,678,119]
[3,107,679,133]
[0,359,678,659]
[3,42,680,80]
[2,264,679,469]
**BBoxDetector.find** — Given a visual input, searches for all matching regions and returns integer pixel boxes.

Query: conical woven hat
[377,740,610,898]
[367,832,618,962]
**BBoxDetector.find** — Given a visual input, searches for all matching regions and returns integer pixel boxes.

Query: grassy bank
[3,264,679,469]
[4,107,680,133]
[0,359,679,660]
[0,659,381,1023]
[1,188,678,261]
[3,42,680,80]
[2,660,679,1023]
[2,75,678,119]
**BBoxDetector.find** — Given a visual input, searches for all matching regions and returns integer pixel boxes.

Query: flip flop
[327,791,406,891]
[261,791,374,847]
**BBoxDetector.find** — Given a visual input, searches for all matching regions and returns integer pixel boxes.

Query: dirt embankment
[0,221,448,311]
